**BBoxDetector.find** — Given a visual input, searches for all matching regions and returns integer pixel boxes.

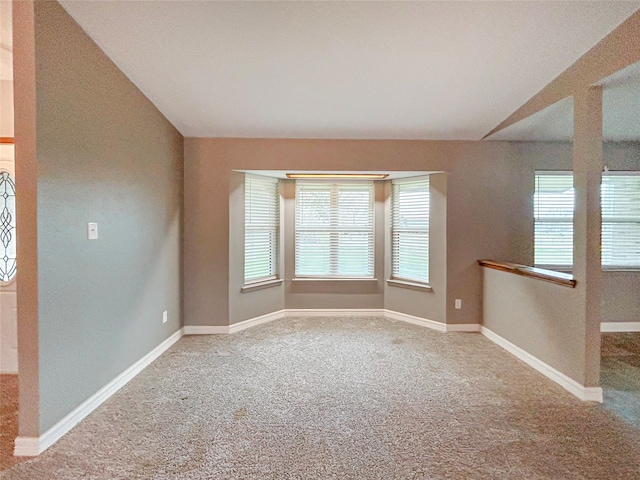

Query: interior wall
[515,141,640,324]
[282,179,385,311]
[228,171,285,324]
[13,0,39,438]
[184,138,536,327]
[482,267,588,385]
[384,173,447,322]
[0,7,17,374]
[33,1,183,432]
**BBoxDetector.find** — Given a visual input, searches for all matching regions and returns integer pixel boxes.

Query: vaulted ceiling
[47,1,640,139]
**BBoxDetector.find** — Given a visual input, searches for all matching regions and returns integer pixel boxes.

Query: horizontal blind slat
[391,179,429,283]
[295,182,374,277]
[245,176,280,283]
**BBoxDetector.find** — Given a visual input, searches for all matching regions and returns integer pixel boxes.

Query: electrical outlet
[162,310,168,324]
[87,222,98,240]
[455,299,462,309]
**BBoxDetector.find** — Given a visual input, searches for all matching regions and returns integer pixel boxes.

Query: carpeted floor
[2,316,640,479]
[601,332,640,428]
[0,375,23,472]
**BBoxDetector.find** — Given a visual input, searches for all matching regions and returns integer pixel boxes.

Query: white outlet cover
[87,222,98,240]
[455,299,462,309]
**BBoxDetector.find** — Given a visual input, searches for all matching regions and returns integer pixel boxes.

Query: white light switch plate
[455,299,462,309]
[87,222,98,240]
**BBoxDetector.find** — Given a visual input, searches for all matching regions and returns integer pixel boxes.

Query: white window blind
[295,182,374,278]
[534,172,574,268]
[244,175,279,283]
[602,174,640,268]
[391,178,430,284]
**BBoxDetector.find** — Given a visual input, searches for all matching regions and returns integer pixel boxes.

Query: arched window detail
[0,172,16,282]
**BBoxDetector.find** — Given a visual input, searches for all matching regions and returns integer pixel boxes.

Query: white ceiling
[487,60,640,141]
[38,2,640,139]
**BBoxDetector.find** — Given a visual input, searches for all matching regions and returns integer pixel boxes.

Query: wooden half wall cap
[478,259,576,288]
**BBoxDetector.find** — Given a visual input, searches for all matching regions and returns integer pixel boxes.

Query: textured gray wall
[515,141,640,324]
[384,174,447,322]
[228,172,285,324]
[283,179,386,310]
[183,138,537,327]
[34,1,183,432]
[482,267,587,384]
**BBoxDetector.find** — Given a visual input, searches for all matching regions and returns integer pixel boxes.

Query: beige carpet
[0,375,25,472]
[2,316,640,479]
[601,332,640,428]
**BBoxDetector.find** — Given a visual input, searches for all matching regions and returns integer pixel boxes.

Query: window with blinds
[295,182,374,278]
[602,174,640,268]
[391,178,430,284]
[244,175,280,284]
[534,172,574,268]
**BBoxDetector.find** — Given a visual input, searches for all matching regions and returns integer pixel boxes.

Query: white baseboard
[286,309,385,317]
[14,328,183,457]
[480,326,603,402]
[384,309,446,332]
[183,325,228,335]
[184,309,458,335]
[229,309,286,333]
[601,322,640,333]
[13,437,40,457]
[445,323,482,333]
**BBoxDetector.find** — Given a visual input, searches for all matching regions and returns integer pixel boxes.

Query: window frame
[533,170,640,271]
[243,174,280,286]
[294,180,375,279]
[390,176,430,286]
[533,171,574,270]
[601,171,640,271]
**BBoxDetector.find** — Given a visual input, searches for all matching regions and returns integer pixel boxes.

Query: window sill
[602,267,640,272]
[241,278,283,293]
[386,278,433,292]
[292,277,378,283]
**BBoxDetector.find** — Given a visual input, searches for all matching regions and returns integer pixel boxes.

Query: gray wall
[515,141,640,324]
[283,179,386,311]
[184,138,536,327]
[34,1,183,432]
[481,267,588,385]
[384,174,447,322]
[228,171,285,324]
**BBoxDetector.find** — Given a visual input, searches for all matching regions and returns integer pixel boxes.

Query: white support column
[573,86,603,388]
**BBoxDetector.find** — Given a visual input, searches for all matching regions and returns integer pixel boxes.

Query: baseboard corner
[13,436,40,457]
[445,323,481,333]
[14,328,183,457]
[384,309,446,332]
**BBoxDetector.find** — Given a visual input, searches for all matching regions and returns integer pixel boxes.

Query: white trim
[384,309,446,332]
[183,325,229,335]
[14,329,184,457]
[480,326,603,402]
[446,323,481,333]
[241,278,283,293]
[601,322,640,333]
[13,437,40,457]
[228,309,286,333]
[386,278,433,292]
[287,308,385,317]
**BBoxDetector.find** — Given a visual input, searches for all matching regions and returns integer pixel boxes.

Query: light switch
[87,222,98,240]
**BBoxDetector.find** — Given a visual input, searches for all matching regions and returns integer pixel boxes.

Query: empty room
[1,1,640,478]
